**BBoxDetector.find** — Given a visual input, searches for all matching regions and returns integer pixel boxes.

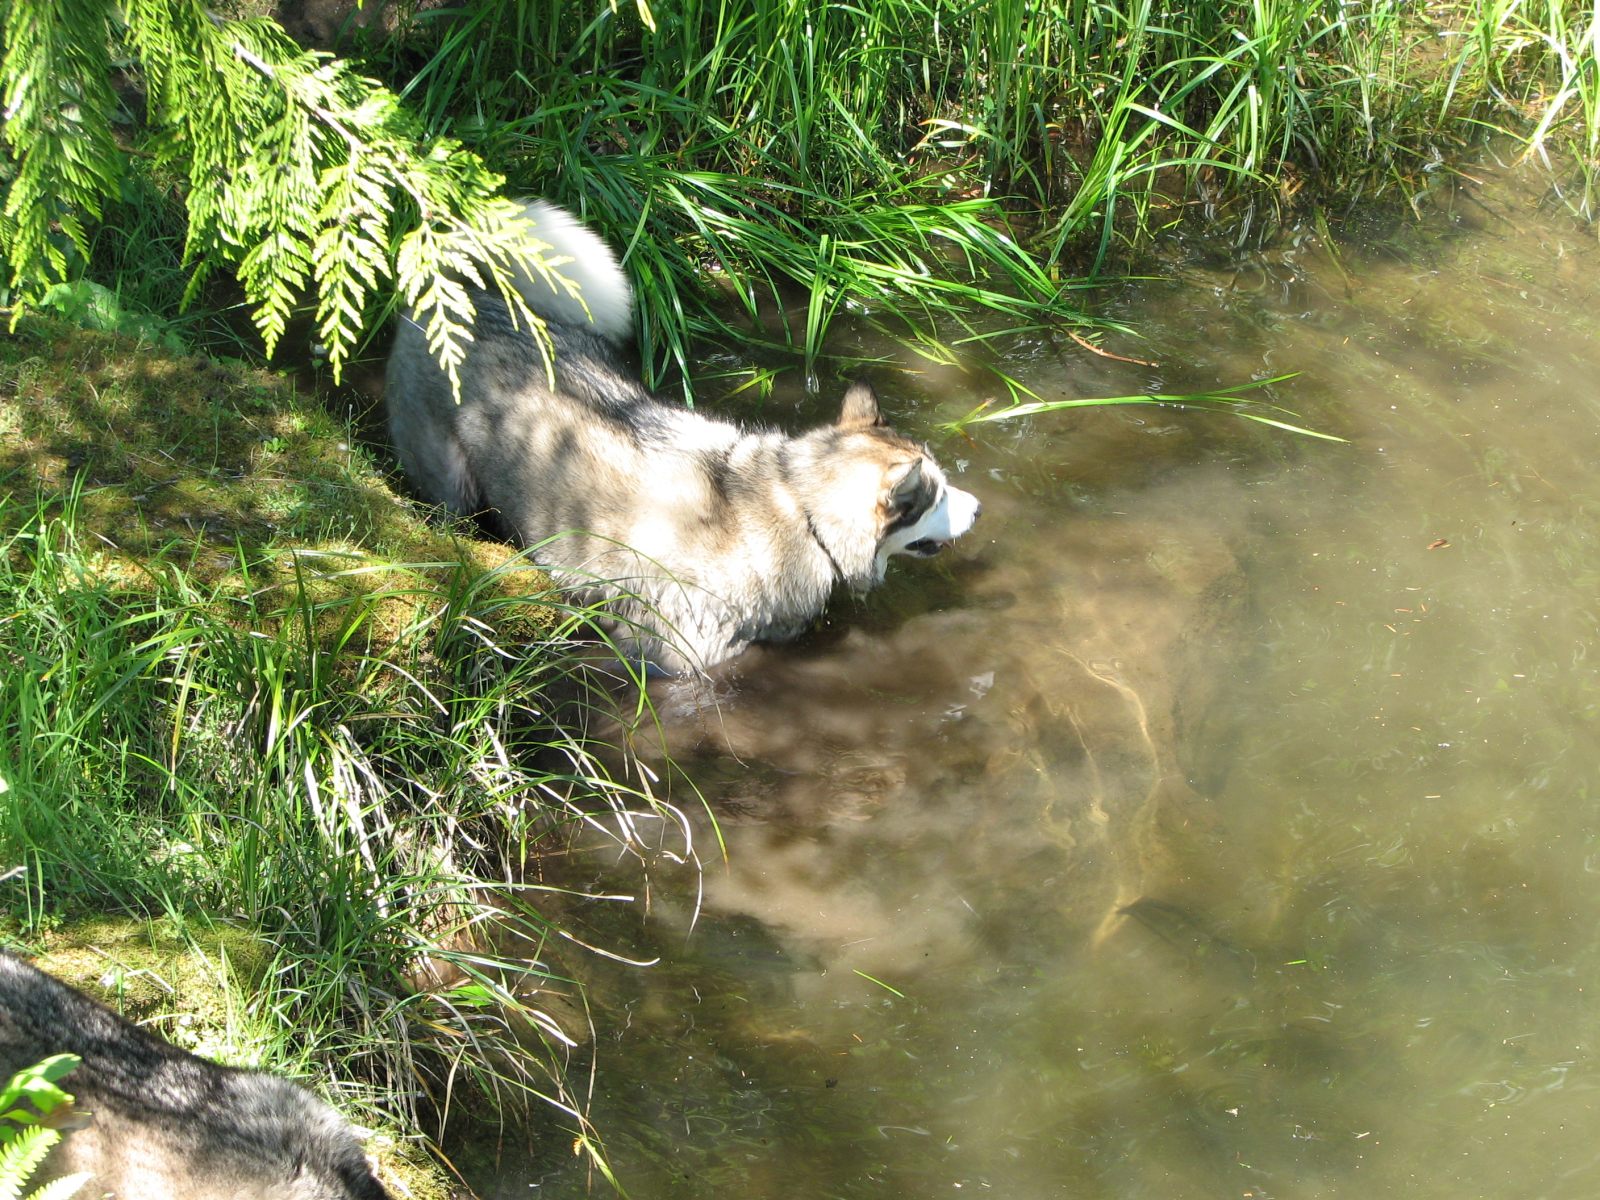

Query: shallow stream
[478,173,1600,1199]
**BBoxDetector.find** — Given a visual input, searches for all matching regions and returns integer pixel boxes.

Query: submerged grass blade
[944,372,1347,442]
[852,969,906,998]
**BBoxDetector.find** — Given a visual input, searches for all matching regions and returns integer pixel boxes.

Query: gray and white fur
[386,200,981,674]
[0,950,391,1200]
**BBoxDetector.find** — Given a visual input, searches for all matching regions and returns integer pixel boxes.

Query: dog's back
[386,201,981,673]
[0,950,391,1200]
[385,199,644,525]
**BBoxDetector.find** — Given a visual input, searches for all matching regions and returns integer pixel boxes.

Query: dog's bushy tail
[510,200,634,343]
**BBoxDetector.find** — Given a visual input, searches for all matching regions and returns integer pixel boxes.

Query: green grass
[4,2,1595,403]
[1513,1,1600,215]
[0,319,686,1187]
[18,1,1589,405]
[943,372,1347,442]
[326,0,1600,398]
[4,4,1598,1190]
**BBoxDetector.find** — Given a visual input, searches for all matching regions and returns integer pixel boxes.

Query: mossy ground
[0,316,579,1199]
[0,316,556,649]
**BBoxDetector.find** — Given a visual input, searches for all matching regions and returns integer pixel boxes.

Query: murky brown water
[476,174,1600,1198]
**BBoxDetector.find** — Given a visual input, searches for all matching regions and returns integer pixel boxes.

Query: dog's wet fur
[0,950,391,1200]
[386,201,980,674]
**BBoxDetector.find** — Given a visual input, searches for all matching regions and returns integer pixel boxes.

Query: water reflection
[480,175,1600,1198]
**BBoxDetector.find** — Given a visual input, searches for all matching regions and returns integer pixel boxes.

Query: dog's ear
[886,457,926,510]
[839,382,885,428]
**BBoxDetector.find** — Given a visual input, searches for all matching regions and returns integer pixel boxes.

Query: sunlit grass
[48,2,1595,404]
[0,317,701,1178]
[1517,1,1600,216]
[0,489,691,1170]
[339,0,1600,402]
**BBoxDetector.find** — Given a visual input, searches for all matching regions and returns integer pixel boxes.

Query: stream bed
[477,172,1600,1199]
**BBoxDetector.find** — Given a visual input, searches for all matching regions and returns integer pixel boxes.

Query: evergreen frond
[0,1124,59,1200]
[0,0,120,309]
[0,0,561,380]
[23,1174,88,1200]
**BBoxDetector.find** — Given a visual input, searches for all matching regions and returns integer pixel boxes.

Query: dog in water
[0,950,391,1200]
[386,201,981,674]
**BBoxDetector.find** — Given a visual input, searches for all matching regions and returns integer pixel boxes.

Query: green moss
[0,316,559,651]
[0,319,576,1199]
[23,917,271,1053]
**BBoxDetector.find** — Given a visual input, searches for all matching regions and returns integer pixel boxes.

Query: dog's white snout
[877,479,982,574]
[944,486,981,540]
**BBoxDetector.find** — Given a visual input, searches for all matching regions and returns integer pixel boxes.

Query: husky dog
[386,201,981,674]
[0,950,391,1200]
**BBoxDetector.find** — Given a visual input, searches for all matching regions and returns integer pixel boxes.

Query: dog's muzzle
[907,487,982,556]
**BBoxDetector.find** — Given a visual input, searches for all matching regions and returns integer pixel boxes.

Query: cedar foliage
[0,0,572,388]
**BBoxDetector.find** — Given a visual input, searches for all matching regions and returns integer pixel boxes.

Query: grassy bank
[350,0,1600,385]
[2,918,452,1195]
[2,3,1596,1193]
[16,2,1595,400]
[0,318,680,1190]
